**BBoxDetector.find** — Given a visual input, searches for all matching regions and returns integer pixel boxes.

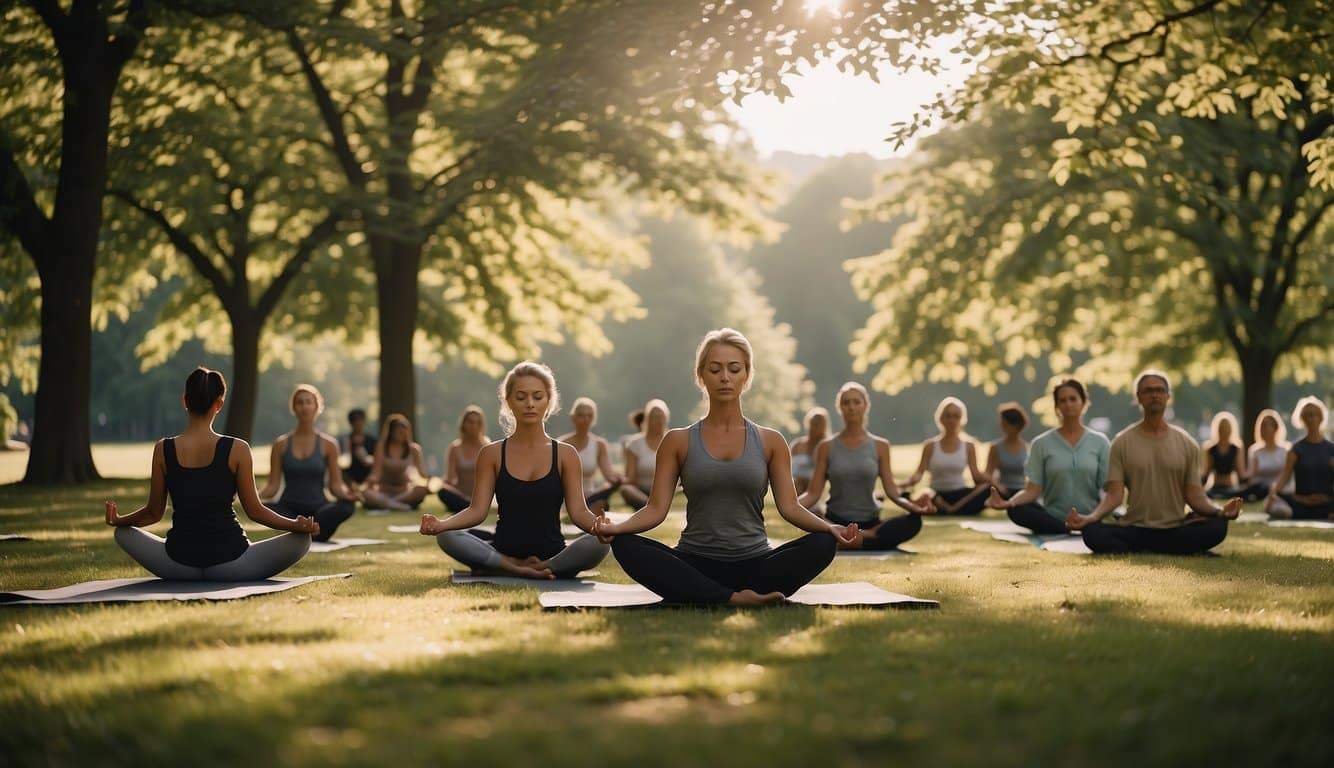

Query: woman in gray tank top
[985,403,1030,497]
[592,329,855,607]
[798,382,934,551]
[257,385,361,542]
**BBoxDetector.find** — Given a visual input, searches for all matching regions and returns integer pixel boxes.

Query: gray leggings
[114,526,311,581]
[437,529,609,578]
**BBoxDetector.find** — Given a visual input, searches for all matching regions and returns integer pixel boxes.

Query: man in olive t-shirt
[1067,371,1241,554]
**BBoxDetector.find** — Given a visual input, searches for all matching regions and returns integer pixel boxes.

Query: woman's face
[1000,416,1022,438]
[1300,404,1323,432]
[809,412,831,435]
[838,392,867,426]
[1260,415,1278,442]
[646,406,668,433]
[461,412,483,439]
[1217,419,1233,442]
[939,404,962,434]
[293,391,319,424]
[700,344,749,403]
[508,375,550,427]
[1055,386,1085,421]
[571,406,594,433]
[389,422,410,445]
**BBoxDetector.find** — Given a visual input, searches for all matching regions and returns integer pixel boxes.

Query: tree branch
[1055,0,1226,67]
[1282,298,1334,350]
[0,135,53,263]
[256,206,347,318]
[286,27,368,189]
[109,189,236,310]
[106,0,150,77]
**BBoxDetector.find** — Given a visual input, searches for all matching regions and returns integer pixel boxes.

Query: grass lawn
[1,466,1331,765]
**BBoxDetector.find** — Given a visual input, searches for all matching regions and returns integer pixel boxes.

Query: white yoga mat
[308,538,387,553]
[960,521,1089,553]
[1235,511,1269,524]
[387,524,420,533]
[0,534,30,542]
[1267,519,1334,529]
[0,573,350,605]
[538,581,939,610]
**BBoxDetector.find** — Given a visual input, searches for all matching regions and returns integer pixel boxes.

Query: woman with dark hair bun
[989,379,1111,535]
[105,367,318,580]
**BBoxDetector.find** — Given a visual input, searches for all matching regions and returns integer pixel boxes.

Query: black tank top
[1208,443,1238,475]
[492,439,566,560]
[163,436,250,568]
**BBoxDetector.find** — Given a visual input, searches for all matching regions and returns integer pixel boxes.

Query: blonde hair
[1207,412,1242,449]
[497,361,561,435]
[571,396,598,425]
[693,328,754,394]
[1253,408,1287,445]
[835,381,870,411]
[642,398,670,433]
[804,406,830,433]
[1292,396,1329,431]
[290,384,324,415]
[934,396,968,429]
[458,404,488,441]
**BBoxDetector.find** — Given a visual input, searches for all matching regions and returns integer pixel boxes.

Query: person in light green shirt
[989,378,1109,534]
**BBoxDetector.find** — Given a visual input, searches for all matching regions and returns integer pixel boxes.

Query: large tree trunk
[21,37,117,484]
[1238,347,1277,448]
[224,315,261,441]
[373,235,422,426]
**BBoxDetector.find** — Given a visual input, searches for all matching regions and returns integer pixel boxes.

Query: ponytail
[184,367,226,415]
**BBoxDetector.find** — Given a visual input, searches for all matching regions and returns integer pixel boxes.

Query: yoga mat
[0,534,30,542]
[1038,537,1093,554]
[1267,519,1334,529]
[1235,511,1268,525]
[387,524,420,533]
[959,520,1032,536]
[308,538,387,553]
[961,521,1088,553]
[539,581,939,610]
[0,573,349,605]
[836,547,915,559]
[450,571,600,589]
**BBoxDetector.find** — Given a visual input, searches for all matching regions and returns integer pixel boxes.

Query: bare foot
[728,589,785,607]
[499,556,553,580]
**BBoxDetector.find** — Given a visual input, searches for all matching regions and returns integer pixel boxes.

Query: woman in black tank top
[420,361,610,579]
[106,368,320,580]
[1202,412,1248,499]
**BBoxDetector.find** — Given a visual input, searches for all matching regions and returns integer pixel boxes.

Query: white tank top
[626,434,658,488]
[575,435,600,492]
[1251,444,1293,491]
[928,439,969,491]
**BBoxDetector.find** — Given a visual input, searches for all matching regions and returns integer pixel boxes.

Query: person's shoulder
[556,440,581,459]
[754,424,788,445]
[317,431,339,448]
[1167,423,1198,446]
[1111,423,1140,444]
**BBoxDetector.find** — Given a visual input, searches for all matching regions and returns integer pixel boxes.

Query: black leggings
[1082,518,1227,555]
[585,484,619,507]
[272,499,355,543]
[438,487,469,513]
[1278,494,1334,520]
[829,512,922,550]
[1007,503,1068,535]
[932,486,988,516]
[610,532,837,604]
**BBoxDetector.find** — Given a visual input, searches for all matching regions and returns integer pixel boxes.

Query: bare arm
[1185,482,1241,517]
[1200,447,1215,487]
[967,442,990,486]
[233,441,318,532]
[257,435,285,500]
[877,439,929,514]
[905,442,932,486]
[410,444,429,481]
[1066,480,1126,529]
[1267,452,1297,499]
[323,435,358,502]
[445,445,460,487]
[421,443,498,533]
[623,446,639,488]
[364,441,384,487]
[765,428,853,538]
[991,481,1043,509]
[796,439,831,510]
[560,443,603,533]
[984,443,1000,485]
[106,440,170,527]
[596,439,622,484]
[598,430,687,537]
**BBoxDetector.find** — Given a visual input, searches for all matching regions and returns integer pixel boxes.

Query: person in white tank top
[903,397,992,515]
[1246,409,1293,515]
[620,398,670,510]
[558,397,623,514]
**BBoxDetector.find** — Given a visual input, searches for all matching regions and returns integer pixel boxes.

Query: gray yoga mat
[308,538,387,553]
[0,534,30,542]
[0,573,350,605]
[1267,519,1334,529]
[836,547,915,559]
[450,571,600,590]
[538,581,940,610]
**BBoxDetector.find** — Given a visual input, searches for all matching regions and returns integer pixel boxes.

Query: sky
[727,55,970,159]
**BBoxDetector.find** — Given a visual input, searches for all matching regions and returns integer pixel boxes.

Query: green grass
[1,477,1332,766]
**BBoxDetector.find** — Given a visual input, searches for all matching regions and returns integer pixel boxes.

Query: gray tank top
[995,441,1028,488]
[826,436,880,524]
[676,420,771,561]
[279,437,327,507]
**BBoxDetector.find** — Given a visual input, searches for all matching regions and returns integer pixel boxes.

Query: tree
[107,20,351,440]
[282,0,771,426]
[0,1,153,482]
[847,89,1331,443]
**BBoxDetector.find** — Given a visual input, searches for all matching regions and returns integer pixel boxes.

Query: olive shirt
[1108,423,1202,529]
